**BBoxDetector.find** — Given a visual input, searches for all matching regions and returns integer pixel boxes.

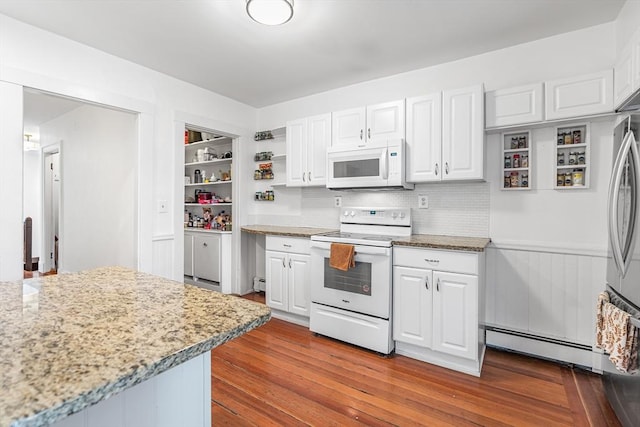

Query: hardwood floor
[211,296,620,426]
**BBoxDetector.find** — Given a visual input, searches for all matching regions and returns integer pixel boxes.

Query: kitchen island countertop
[392,234,491,252]
[241,224,337,238]
[0,266,270,427]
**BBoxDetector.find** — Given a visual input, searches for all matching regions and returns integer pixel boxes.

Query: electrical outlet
[418,194,428,209]
[334,196,342,208]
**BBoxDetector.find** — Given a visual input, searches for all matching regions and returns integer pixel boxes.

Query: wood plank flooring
[211,295,620,426]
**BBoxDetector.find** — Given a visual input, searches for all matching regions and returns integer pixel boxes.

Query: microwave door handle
[609,130,634,275]
[381,148,389,179]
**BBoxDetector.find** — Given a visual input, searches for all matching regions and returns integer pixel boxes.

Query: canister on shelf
[564,172,572,186]
[573,129,582,144]
[512,154,520,168]
[504,155,511,169]
[510,172,519,188]
[557,133,564,145]
[521,154,528,168]
[521,173,529,187]
[504,175,511,188]
[569,152,577,165]
[518,136,526,149]
[194,169,202,184]
[557,173,564,186]
[557,152,565,166]
[578,151,586,164]
[572,168,585,186]
[511,137,518,149]
[564,132,573,145]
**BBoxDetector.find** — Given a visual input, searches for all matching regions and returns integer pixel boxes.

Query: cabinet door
[286,118,308,187]
[265,251,288,311]
[332,107,366,146]
[442,84,484,181]
[193,234,220,283]
[545,70,614,120]
[366,100,405,143]
[288,253,310,317]
[632,33,640,101]
[432,271,478,360]
[307,113,331,186]
[485,83,544,128]
[615,43,634,108]
[184,233,194,277]
[393,266,432,348]
[406,93,442,182]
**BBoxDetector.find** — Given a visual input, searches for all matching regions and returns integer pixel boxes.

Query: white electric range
[309,207,411,354]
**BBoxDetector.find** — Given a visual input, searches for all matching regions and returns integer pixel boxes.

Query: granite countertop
[392,234,491,252]
[241,224,337,237]
[0,266,270,427]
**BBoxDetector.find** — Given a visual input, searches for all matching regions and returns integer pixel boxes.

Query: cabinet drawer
[393,247,478,275]
[266,236,310,254]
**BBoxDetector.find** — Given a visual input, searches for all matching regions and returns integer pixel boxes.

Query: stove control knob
[391,212,398,219]
[350,210,356,217]
[399,212,406,219]
[343,210,349,217]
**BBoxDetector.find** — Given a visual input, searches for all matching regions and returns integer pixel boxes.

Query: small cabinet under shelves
[554,123,589,189]
[502,130,531,190]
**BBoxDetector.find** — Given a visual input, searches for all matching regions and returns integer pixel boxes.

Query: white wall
[39,104,137,272]
[23,149,42,263]
[0,13,257,283]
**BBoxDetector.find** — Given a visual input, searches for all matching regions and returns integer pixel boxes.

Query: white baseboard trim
[270,310,310,328]
[395,342,485,377]
[486,329,594,368]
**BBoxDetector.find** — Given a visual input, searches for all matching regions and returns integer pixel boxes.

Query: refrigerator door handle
[622,130,640,275]
[609,124,637,277]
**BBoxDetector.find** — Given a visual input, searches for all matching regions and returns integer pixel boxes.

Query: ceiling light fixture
[246,0,294,26]
[23,134,40,152]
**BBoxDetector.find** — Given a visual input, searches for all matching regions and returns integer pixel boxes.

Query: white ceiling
[0,0,626,108]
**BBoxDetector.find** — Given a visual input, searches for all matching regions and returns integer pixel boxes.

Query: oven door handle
[310,240,391,256]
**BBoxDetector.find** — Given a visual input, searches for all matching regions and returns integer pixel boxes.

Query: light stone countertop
[241,225,337,237]
[0,266,271,427]
[392,234,491,252]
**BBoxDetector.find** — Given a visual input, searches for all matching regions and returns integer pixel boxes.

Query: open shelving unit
[554,123,589,189]
[502,130,531,190]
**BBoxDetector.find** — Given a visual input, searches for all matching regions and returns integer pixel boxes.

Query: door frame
[41,143,62,273]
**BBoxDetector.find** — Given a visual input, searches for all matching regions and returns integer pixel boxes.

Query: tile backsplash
[247,182,490,238]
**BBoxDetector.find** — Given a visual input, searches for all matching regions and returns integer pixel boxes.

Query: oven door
[310,240,392,319]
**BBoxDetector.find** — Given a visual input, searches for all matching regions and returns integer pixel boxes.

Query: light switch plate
[334,196,342,208]
[418,194,428,209]
[157,199,169,213]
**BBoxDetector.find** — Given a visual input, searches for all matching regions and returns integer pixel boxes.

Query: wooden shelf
[185,181,232,186]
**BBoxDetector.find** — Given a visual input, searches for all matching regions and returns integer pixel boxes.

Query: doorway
[42,148,60,274]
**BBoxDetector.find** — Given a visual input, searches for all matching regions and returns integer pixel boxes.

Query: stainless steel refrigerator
[604,115,640,427]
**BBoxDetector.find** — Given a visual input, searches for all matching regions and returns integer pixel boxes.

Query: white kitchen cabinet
[184,233,193,277]
[286,113,331,187]
[544,70,613,120]
[485,83,544,128]
[393,246,485,376]
[405,93,442,182]
[332,100,404,147]
[406,85,484,183]
[265,236,311,324]
[615,27,640,109]
[193,233,220,283]
[432,271,478,361]
[442,84,484,181]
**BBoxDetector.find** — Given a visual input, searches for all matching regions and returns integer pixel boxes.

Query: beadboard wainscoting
[485,241,607,370]
[152,234,175,280]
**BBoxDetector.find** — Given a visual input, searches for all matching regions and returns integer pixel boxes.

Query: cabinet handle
[368,128,371,139]
[289,258,292,268]
[435,163,439,176]
[283,244,292,248]
[360,129,363,140]
[436,278,440,292]
[302,173,306,182]
[424,258,439,264]
[203,242,208,247]
[425,277,429,290]
[282,258,286,268]
[445,162,449,175]
[307,172,311,182]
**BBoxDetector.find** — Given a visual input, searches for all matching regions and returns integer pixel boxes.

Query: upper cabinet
[332,100,405,147]
[286,113,331,187]
[615,27,640,109]
[485,83,544,128]
[406,84,484,183]
[442,84,485,181]
[544,70,613,120]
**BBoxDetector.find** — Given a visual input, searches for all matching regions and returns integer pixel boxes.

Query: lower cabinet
[393,247,485,376]
[184,231,232,293]
[265,236,311,325]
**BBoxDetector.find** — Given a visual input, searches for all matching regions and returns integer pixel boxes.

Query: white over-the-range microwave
[326,139,414,190]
